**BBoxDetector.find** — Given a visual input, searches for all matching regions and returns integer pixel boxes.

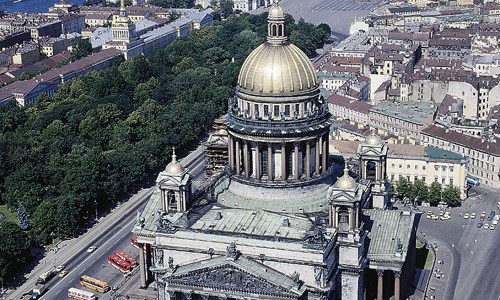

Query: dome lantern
[267,1,286,45]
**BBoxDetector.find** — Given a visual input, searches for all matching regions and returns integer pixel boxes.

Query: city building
[133,3,419,300]
[331,141,468,199]
[421,124,500,188]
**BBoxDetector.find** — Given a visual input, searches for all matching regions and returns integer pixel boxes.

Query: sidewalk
[418,232,455,300]
[5,187,154,300]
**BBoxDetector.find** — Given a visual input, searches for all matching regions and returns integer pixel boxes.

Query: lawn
[0,204,18,224]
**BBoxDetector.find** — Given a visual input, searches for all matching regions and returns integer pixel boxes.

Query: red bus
[115,250,138,267]
[130,235,139,249]
[108,254,132,273]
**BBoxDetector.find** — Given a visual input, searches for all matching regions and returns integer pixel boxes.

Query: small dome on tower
[165,148,185,175]
[334,162,357,189]
[365,132,382,145]
[268,2,284,19]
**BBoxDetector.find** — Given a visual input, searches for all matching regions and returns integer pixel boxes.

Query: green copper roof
[424,146,463,160]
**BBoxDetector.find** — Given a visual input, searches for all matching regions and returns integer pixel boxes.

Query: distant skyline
[0,0,84,13]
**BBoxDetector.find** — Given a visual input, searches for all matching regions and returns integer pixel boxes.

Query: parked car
[484,223,490,229]
[487,215,493,222]
[440,215,451,221]
[463,213,470,219]
[58,270,68,278]
[477,222,483,228]
[87,246,97,253]
[55,265,65,272]
[471,213,477,219]
[490,225,496,230]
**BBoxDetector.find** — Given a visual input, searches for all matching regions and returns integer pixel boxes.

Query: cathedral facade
[133,3,419,299]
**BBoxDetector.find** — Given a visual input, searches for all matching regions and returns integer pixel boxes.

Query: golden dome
[365,133,382,145]
[268,3,284,19]
[238,43,317,95]
[165,148,185,175]
[237,1,317,96]
[335,162,356,189]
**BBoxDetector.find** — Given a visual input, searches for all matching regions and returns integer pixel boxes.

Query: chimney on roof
[282,218,290,227]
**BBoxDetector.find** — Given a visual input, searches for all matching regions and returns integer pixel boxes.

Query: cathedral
[133,3,419,299]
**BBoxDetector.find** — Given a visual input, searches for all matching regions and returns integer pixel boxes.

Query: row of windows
[390,174,454,186]
[237,99,317,120]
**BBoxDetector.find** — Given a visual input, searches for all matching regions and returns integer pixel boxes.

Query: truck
[36,270,56,284]
[31,284,46,299]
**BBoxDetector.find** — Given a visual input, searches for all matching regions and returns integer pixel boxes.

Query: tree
[408,179,428,205]
[429,182,442,206]
[69,39,93,62]
[442,185,461,207]
[220,0,234,18]
[17,203,29,230]
[0,220,31,283]
[395,176,411,199]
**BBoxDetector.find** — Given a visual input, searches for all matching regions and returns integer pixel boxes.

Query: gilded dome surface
[268,3,284,19]
[238,43,317,95]
[365,133,382,145]
[165,148,185,175]
[335,163,356,189]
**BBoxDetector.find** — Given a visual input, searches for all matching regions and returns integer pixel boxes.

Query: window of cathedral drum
[262,148,268,177]
[295,104,300,115]
[285,105,290,116]
[254,104,259,118]
[264,104,269,117]
[274,105,279,117]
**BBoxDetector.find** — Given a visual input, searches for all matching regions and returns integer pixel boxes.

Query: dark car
[490,211,496,217]
[477,222,483,228]
[487,215,493,222]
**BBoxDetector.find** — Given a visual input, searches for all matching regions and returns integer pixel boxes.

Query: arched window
[167,190,177,211]
[278,24,283,36]
[272,24,277,36]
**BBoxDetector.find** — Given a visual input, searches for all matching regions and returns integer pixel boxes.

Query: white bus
[68,287,96,300]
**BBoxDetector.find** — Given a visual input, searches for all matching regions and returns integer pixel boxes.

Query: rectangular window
[449,166,454,172]
[274,105,279,117]
[422,176,426,181]
[285,105,290,116]
[434,165,439,171]
[415,165,418,170]
[391,174,395,181]
[423,166,426,170]
[399,164,402,169]
[392,164,395,168]
[407,165,410,169]
[414,176,418,182]
[254,104,259,118]
[450,178,453,186]
[442,177,445,184]
[264,105,269,116]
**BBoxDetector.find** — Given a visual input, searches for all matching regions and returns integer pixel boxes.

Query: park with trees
[0,12,330,283]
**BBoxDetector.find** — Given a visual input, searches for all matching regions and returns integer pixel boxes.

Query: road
[418,186,500,300]
[5,144,207,300]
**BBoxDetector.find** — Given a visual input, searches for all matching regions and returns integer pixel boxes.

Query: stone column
[328,205,333,226]
[377,270,384,300]
[235,139,241,175]
[244,142,249,178]
[333,206,338,227]
[139,243,146,288]
[354,204,359,228]
[255,144,260,179]
[228,135,234,171]
[267,144,273,180]
[294,143,299,179]
[315,138,320,175]
[348,207,354,230]
[160,189,166,211]
[375,161,380,180]
[306,141,311,178]
[322,134,328,173]
[394,271,401,300]
[281,143,286,180]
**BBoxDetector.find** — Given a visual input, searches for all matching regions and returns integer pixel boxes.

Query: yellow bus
[79,275,110,293]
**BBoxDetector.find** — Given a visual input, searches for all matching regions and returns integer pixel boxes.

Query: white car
[490,225,496,230]
[484,223,490,230]
[470,213,477,219]
[55,265,65,272]
[492,219,498,226]
[87,246,97,253]
[463,213,470,219]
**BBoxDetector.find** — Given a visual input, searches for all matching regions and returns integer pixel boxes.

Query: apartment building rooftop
[422,125,500,156]
[370,101,436,125]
